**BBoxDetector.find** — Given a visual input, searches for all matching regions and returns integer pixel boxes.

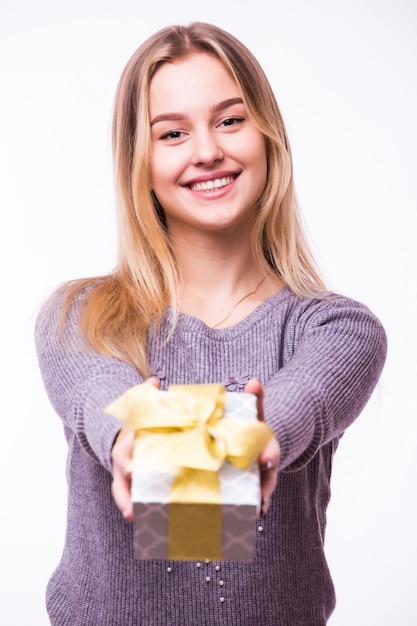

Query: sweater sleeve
[35,288,142,473]
[263,296,387,472]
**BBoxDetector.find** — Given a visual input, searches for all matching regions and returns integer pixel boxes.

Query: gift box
[106,383,273,561]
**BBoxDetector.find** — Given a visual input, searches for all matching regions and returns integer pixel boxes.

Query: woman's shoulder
[265,286,386,340]
[276,285,381,316]
[36,278,94,320]
[35,277,105,348]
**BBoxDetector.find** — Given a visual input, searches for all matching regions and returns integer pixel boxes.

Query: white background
[0,0,416,624]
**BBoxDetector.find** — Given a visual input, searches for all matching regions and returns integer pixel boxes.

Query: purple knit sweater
[35,285,387,626]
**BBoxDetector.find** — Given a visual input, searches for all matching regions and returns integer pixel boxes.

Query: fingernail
[261,460,273,471]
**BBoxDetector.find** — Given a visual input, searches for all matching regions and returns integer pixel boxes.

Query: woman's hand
[111,376,160,522]
[111,430,135,521]
[244,378,280,516]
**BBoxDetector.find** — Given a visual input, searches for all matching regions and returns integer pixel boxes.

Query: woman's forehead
[149,53,241,116]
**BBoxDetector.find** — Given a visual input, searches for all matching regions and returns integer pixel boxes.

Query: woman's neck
[171,233,283,328]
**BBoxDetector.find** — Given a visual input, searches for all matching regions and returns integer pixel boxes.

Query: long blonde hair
[61,22,327,375]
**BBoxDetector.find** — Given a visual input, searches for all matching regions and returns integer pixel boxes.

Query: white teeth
[190,176,234,192]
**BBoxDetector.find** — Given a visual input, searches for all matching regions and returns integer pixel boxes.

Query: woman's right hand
[111,430,136,521]
[111,376,160,521]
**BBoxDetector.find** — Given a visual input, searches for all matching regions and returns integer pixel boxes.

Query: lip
[181,174,239,199]
[182,171,240,187]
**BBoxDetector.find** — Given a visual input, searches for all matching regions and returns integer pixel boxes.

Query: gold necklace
[211,273,269,329]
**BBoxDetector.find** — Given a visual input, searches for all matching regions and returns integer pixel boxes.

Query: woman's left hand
[244,378,280,516]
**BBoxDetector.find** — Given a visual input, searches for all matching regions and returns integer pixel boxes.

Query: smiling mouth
[188,175,236,192]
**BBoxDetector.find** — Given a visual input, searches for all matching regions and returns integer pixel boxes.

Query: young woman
[36,22,387,626]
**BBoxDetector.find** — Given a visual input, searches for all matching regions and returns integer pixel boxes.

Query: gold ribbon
[106,383,274,559]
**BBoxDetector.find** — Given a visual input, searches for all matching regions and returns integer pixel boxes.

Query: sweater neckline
[170,285,293,336]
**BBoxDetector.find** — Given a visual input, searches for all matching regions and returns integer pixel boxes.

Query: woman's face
[149,53,267,237]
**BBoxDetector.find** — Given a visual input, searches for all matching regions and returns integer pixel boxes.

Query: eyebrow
[150,97,244,126]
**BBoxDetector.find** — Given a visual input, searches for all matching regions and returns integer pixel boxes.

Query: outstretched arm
[263,296,387,472]
[35,288,142,472]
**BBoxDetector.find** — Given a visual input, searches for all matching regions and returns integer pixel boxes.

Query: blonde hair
[61,22,327,375]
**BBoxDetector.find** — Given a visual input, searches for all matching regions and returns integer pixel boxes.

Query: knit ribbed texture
[35,286,387,626]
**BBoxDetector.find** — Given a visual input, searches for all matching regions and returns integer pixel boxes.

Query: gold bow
[106,382,274,476]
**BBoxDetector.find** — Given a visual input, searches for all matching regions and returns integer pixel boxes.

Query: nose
[191,129,224,167]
